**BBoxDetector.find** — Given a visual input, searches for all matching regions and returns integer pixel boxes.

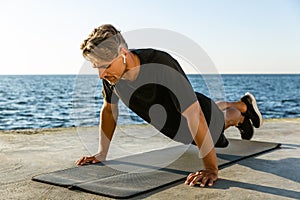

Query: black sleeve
[102,80,119,104]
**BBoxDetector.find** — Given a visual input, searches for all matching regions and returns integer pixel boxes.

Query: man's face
[87,54,126,85]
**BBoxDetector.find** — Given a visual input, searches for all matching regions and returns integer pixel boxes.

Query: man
[75,24,263,187]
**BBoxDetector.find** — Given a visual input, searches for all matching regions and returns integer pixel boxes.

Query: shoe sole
[245,92,263,128]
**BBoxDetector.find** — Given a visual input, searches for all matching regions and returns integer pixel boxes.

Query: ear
[119,47,129,55]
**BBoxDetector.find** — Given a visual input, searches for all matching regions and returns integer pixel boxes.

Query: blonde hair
[80,24,128,61]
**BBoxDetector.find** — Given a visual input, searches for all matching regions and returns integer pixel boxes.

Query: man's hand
[75,156,101,166]
[184,169,218,187]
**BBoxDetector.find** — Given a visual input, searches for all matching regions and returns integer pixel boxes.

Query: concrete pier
[0,118,299,199]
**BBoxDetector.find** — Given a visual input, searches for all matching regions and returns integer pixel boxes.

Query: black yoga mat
[32,139,280,198]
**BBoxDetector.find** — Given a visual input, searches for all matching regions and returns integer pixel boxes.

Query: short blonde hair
[80,24,128,61]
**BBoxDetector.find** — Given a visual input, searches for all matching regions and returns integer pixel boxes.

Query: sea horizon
[0,74,299,130]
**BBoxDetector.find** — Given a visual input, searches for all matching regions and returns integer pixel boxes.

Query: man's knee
[224,108,242,126]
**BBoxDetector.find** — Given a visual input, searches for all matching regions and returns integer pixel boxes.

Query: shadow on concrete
[135,146,300,199]
[236,143,300,183]
[213,178,300,199]
[283,143,300,148]
[239,157,300,183]
[218,155,300,184]
[215,145,300,199]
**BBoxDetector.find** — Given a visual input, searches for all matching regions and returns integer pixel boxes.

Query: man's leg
[195,92,228,147]
[215,101,247,129]
[216,101,254,140]
[218,93,263,129]
[216,93,263,140]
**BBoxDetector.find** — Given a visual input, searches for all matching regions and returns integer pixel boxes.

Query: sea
[0,74,299,130]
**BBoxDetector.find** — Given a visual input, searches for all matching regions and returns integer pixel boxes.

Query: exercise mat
[32,139,280,198]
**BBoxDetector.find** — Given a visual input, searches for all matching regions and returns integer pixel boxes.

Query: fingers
[185,172,197,185]
[75,156,95,166]
[74,157,84,165]
[208,179,214,187]
[199,176,208,188]
[185,172,201,186]
[75,156,85,165]
[184,170,217,187]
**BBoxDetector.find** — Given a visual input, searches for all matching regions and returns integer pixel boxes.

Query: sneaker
[236,117,254,140]
[214,132,229,148]
[241,92,263,128]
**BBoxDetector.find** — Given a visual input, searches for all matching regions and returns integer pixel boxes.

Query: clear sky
[0,0,299,75]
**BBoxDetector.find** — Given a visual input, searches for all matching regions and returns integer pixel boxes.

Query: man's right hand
[75,156,101,166]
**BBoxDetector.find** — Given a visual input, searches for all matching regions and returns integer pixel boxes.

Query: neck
[122,52,140,81]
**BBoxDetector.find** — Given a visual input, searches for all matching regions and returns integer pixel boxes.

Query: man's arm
[75,100,118,165]
[182,101,218,187]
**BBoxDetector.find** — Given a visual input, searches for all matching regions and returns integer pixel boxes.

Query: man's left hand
[184,169,218,187]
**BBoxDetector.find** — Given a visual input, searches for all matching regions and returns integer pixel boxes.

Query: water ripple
[0,74,299,130]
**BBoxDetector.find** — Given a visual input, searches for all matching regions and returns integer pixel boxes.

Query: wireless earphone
[122,54,126,64]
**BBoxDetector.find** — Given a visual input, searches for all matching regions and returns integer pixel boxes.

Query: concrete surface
[0,118,299,200]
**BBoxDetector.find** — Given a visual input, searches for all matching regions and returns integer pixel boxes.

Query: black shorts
[160,92,228,148]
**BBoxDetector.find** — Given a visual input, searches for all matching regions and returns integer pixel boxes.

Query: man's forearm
[95,104,118,161]
[202,147,218,172]
[95,129,113,161]
[183,102,218,171]
[192,113,218,171]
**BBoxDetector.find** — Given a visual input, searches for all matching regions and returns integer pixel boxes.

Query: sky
[0,0,299,75]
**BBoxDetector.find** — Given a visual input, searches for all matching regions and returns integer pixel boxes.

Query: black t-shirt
[102,48,197,139]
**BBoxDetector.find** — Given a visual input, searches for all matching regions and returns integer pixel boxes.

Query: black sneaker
[241,92,263,128]
[237,117,254,140]
[214,132,229,148]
